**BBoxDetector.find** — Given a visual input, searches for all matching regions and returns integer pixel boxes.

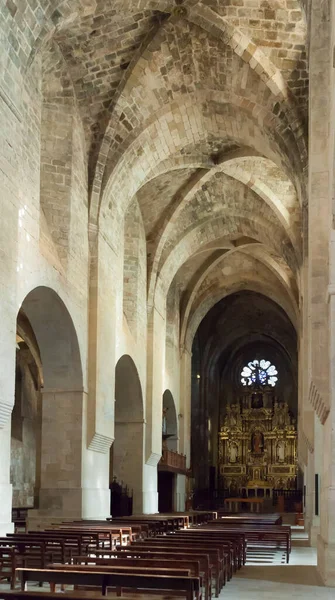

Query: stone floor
[225,526,334,599]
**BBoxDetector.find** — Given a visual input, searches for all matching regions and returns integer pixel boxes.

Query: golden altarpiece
[218,360,297,497]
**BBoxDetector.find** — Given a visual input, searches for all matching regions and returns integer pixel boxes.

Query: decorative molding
[309,381,330,424]
[0,401,13,428]
[88,433,114,454]
[146,452,162,468]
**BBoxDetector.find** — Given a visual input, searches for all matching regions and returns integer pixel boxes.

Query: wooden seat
[88,550,212,600]
[16,567,201,600]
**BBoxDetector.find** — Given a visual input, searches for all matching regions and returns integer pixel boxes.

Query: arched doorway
[162,390,177,451]
[159,390,178,512]
[11,310,43,513]
[112,355,144,515]
[16,286,83,525]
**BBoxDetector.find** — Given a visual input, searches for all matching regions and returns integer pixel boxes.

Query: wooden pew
[165,531,240,573]
[70,555,207,599]
[89,549,212,600]
[16,567,201,600]
[0,547,19,589]
[0,539,49,570]
[216,513,282,525]
[202,523,291,563]
[169,528,246,568]
[5,533,85,562]
[55,524,133,546]
[126,542,224,596]
[69,520,145,540]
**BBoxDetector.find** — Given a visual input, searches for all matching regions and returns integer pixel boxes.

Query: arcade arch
[113,355,144,514]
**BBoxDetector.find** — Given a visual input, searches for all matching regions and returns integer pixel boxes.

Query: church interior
[0,0,335,596]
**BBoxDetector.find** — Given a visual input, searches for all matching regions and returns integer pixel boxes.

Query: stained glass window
[241,359,278,387]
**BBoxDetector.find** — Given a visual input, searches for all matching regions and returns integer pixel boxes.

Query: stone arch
[40,41,87,270]
[162,390,178,452]
[11,310,43,510]
[18,286,84,521]
[113,355,144,514]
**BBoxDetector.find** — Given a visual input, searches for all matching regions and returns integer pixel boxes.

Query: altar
[218,360,297,496]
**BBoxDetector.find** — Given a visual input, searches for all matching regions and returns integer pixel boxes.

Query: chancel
[219,359,298,500]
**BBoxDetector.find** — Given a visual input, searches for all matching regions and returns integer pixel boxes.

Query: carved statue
[251,392,263,409]
[228,441,238,463]
[273,401,290,429]
[219,389,297,493]
[276,440,285,462]
[252,431,264,454]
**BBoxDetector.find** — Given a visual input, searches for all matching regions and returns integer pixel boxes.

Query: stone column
[144,292,167,513]
[179,347,192,466]
[174,473,186,511]
[0,421,14,535]
[310,415,322,546]
[28,389,85,528]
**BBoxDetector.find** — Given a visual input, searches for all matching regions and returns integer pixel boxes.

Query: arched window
[241,359,278,387]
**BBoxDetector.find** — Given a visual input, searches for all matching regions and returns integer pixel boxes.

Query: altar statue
[252,431,264,453]
[276,440,285,462]
[228,441,238,463]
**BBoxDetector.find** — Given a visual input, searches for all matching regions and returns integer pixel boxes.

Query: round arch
[16,286,84,520]
[113,355,144,514]
[162,390,178,451]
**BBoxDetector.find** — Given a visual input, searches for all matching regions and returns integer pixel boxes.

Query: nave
[1,0,335,591]
[1,512,328,600]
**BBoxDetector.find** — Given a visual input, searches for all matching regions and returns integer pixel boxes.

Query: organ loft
[219,360,297,498]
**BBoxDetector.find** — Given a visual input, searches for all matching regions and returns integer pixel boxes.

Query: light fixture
[196,374,201,379]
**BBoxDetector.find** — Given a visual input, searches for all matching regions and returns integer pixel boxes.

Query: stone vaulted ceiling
[8,0,307,347]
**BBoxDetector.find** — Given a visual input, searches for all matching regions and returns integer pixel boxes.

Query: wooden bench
[0,539,49,570]
[0,591,193,600]
[128,542,224,596]
[89,549,212,600]
[16,567,201,600]
[70,555,207,599]
[6,534,85,562]
[202,524,291,563]
[0,547,19,589]
[175,528,247,567]
[55,525,132,546]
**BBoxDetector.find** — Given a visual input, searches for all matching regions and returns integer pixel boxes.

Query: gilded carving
[219,389,297,495]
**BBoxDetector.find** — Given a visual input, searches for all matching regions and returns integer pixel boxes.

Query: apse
[191,291,298,502]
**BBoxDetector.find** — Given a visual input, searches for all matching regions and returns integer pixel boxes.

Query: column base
[82,488,110,519]
[317,535,335,586]
[174,474,186,511]
[142,491,158,514]
[0,483,13,535]
[310,524,320,547]
[0,521,14,535]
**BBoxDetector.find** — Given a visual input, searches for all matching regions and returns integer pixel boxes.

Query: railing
[159,448,187,472]
[273,488,302,512]
[192,488,227,510]
[110,478,133,517]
